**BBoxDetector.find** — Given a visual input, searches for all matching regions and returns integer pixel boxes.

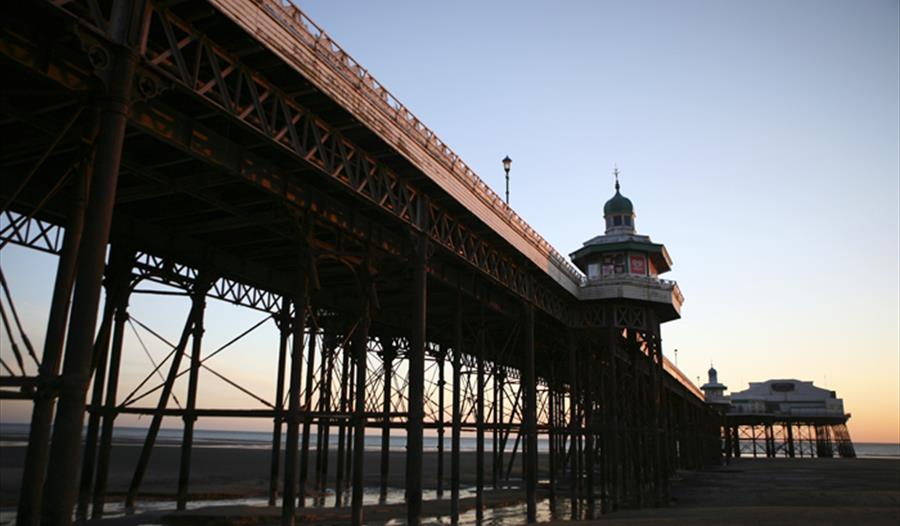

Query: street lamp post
[502,156,512,205]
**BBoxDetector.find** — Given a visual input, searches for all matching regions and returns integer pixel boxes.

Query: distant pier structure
[701,369,856,459]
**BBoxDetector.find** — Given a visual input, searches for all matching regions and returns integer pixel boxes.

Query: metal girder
[0,211,65,254]
[29,0,573,323]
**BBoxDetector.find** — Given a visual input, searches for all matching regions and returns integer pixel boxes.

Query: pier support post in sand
[344,357,354,494]
[475,309,485,521]
[16,150,90,526]
[124,275,210,510]
[437,345,446,497]
[315,333,336,501]
[269,298,291,505]
[379,336,395,504]
[298,314,318,507]
[523,302,537,523]
[498,366,507,487]
[450,292,462,525]
[39,2,150,523]
[281,276,309,526]
[92,255,137,518]
[584,338,595,519]
[76,277,116,521]
[314,333,335,501]
[351,276,372,526]
[492,362,500,490]
[787,423,796,458]
[568,331,579,520]
[548,374,556,503]
[77,248,134,520]
[177,275,211,510]
[334,331,352,506]
[406,233,428,526]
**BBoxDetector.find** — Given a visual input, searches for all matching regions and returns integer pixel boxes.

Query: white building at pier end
[728,379,846,416]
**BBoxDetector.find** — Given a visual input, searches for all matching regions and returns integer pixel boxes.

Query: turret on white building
[700,365,729,407]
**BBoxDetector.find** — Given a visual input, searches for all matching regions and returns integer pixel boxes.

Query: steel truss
[728,421,856,459]
[0,2,722,526]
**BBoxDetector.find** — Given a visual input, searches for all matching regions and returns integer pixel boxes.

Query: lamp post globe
[502,156,512,204]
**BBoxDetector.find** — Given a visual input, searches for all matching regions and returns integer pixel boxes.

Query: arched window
[613,215,622,226]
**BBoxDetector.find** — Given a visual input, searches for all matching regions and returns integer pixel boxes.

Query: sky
[1,0,898,443]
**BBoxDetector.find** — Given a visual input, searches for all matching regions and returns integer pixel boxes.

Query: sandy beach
[0,443,546,504]
[2,445,899,525]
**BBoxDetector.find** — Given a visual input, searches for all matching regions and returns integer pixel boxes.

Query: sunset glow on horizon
[1,0,898,446]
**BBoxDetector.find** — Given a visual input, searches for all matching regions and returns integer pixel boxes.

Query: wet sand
[2,445,899,525]
[0,443,545,504]
[551,458,900,526]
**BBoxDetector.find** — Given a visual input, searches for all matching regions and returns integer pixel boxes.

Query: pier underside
[0,1,721,525]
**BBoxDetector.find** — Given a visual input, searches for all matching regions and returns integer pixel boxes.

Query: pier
[0,1,721,525]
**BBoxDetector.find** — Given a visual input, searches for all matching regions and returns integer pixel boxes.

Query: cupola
[604,167,635,234]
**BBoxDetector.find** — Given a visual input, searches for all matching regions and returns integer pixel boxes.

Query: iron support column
[351,287,371,526]
[177,279,209,510]
[492,364,499,490]
[281,281,308,526]
[450,294,462,525]
[476,314,485,521]
[344,357,354,493]
[79,249,134,519]
[315,335,335,500]
[548,379,556,504]
[334,344,351,506]
[75,275,118,520]
[379,337,395,503]
[299,319,318,507]
[16,145,90,526]
[568,331,579,519]
[787,423,795,458]
[268,298,291,505]
[91,271,133,518]
[40,2,149,523]
[585,342,595,519]
[125,275,211,509]
[406,234,428,526]
[523,303,537,523]
[437,347,446,497]
[497,368,505,487]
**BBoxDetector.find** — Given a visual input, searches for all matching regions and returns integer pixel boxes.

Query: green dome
[603,188,633,216]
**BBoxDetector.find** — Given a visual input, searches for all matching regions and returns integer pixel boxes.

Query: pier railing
[256,0,586,287]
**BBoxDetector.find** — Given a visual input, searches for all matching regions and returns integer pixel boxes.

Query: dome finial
[613,165,620,192]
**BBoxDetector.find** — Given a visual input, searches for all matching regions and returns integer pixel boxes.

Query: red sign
[629,255,646,275]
